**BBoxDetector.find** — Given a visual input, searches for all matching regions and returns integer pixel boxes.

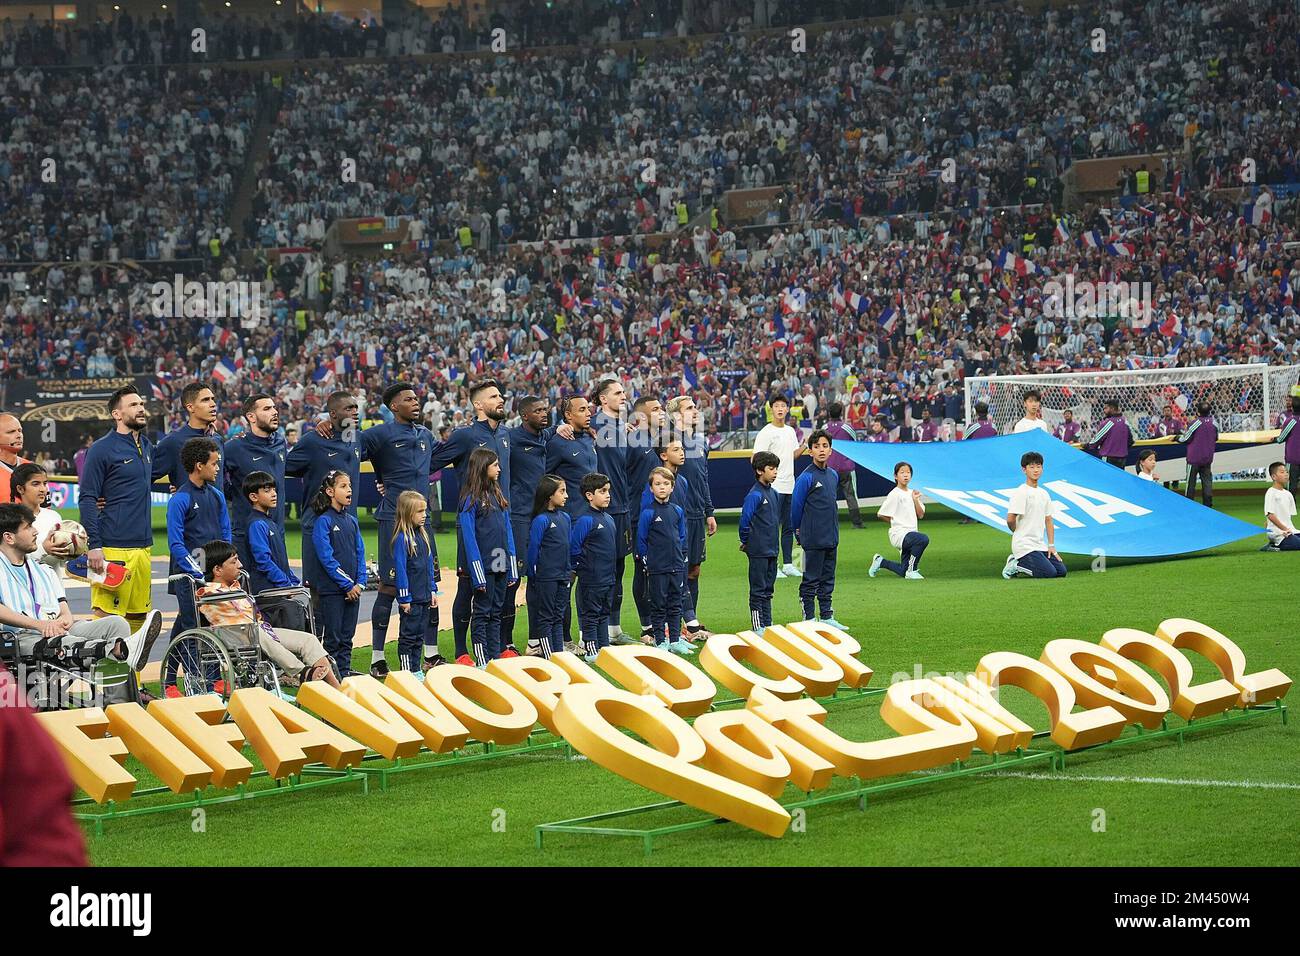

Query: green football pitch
[90,496,1298,866]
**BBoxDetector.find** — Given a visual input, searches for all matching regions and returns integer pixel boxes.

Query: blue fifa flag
[831,433,1262,557]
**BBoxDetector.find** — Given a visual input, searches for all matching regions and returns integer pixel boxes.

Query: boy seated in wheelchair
[197,540,340,689]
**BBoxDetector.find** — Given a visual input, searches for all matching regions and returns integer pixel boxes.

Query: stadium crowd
[0,0,1297,446]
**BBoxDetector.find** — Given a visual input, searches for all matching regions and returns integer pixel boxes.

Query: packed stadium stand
[1,0,1297,456]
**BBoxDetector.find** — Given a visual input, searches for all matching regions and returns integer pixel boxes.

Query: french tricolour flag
[359,346,384,367]
[532,324,551,342]
[996,250,1038,275]
[1054,220,1070,244]
[847,291,870,314]
[878,307,898,333]
[1243,202,1272,226]
[1281,274,1293,306]
[1106,241,1136,258]
[1082,230,1103,249]
[212,359,238,384]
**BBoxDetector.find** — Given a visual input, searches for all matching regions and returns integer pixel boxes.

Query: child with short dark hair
[527,475,571,659]
[198,539,339,689]
[739,451,781,631]
[571,472,618,660]
[163,437,230,696]
[1264,462,1299,551]
[1002,451,1067,579]
[791,430,842,627]
[870,461,929,579]
[243,470,300,595]
[636,466,690,655]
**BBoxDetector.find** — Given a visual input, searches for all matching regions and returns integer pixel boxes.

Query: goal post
[963,363,1300,440]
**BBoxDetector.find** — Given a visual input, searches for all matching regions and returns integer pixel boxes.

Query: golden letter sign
[33,619,1291,838]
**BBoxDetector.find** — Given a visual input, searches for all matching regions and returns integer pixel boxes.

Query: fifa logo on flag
[1041,276,1153,327]
[150,275,270,328]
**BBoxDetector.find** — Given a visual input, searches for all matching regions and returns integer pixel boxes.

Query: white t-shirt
[878,486,923,551]
[31,506,65,578]
[753,423,803,494]
[1007,482,1053,558]
[1264,487,1297,544]
[1013,417,1052,435]
[1137,470,1157,481]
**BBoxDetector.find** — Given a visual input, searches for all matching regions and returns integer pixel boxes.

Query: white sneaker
[782,563,802,578]
[1002,554,1020,580]
[775,566,788,579]
[905,571,925,580]
[120,609,163,671]
[869,554,884,578]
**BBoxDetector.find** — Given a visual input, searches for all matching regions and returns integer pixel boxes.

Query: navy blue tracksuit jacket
[791,463,841,550]
[739,482,780,558]
[570,510,618,587]
[224,430,288,540]
[527,510,573,582]
[246,511,298,594]
[154,424,225,491]
[545,430,599,520]
[166,479,231,589]
[635,499,687,573]
[79,429,155,550]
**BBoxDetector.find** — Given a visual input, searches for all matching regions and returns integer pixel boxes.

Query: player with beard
[224,394,288,573]
[590,378,636,644]
[79,385,156,627]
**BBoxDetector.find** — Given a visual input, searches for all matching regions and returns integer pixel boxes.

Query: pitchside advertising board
[34,618,1291,838]
[834,433,1266,557]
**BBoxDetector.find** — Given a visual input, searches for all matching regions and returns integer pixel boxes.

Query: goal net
[963,364,1300,440]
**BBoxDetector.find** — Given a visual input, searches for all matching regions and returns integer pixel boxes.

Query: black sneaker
[421,654,448,672]
[370,659,390,680]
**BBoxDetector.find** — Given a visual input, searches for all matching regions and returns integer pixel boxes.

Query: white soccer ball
[46,520,89,557]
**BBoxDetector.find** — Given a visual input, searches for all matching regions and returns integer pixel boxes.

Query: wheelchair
[158,573,318,702]
[1,624,138,712]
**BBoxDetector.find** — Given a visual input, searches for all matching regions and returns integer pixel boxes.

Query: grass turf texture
[93,499,1298,866]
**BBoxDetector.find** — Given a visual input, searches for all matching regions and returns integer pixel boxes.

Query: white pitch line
[966,770,1300,791]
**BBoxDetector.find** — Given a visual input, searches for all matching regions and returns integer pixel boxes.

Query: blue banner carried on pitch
[832,433,1262,557]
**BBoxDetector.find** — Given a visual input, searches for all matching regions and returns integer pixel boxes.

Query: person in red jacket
[0,665,87,865]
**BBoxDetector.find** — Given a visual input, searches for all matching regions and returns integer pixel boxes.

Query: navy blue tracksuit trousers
[578,582,613,655]
[747,556,777,632]
[319,592,360,678]
[531,578,570,656]
[470,571,510,664]
[648,571,684,647]
[799,548,837,620]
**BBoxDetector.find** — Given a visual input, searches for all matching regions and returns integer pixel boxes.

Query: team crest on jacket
[418,441,427,452]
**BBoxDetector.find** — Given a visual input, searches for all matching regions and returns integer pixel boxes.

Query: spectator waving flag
[1054,220,1070,244]
[781,286,807,314]
[213,359,239,383]
[310,363,333,385]
[1160,312,1183,338]
[1081,230,1104,249]
[1281,274,1293,306]
[359,346,384,367]
[879,306,898,333]
[1242,202,1271,226]
[682,365,699,391]
[848,291,871,314]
